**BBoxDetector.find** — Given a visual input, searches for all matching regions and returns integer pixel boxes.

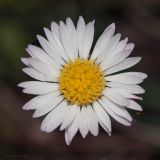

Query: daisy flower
[18,16,147,145]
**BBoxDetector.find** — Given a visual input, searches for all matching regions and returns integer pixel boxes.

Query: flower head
[18,16,147,145]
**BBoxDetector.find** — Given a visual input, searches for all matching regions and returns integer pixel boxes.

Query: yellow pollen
[59,59,105,106]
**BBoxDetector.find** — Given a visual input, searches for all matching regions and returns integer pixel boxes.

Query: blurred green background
[0,0,160,159]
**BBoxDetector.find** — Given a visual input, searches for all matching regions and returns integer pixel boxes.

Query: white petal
[59,21,75,60]
[46,102,68,132]
[37,35,65,65]
[29,57,60,76]
[99,99,131,126]
[22,90,60,110]
[51,21,62,47]
[82,21,94,59]
[103,23,115,33]
[60,104,78,130]
[44,27,55,43]
[41,100,68,132]
[86,105,99,136]
[32,95,63,118]
[101,49,131,70]
[67,106,81,143]
[110,87,143,100]
[125,43,135,51]
[105,74,143,84]
[33,98,60,113]
[28,58,60,77]
[79,107,89,138]
[93,101,111,133]
[21,58,30,66]
[26,48,35,58]
[110,37,128,57]
[22,67,58,82]
[18,81,38,88]
[27,45,59,68]
[44,27,69,62]
[96,33,121,64]
[119,72,148,79]
[90,23,115,60]
[77,16,86,58]
[18,81,56,88]
[103,88,129,106]
[19,81,58,95]
[65,129,70,145]
[107,82,145,94]
[105,57,141,75]
[102,96,132,121]
[127,100,143,111]
[66,17,78,58]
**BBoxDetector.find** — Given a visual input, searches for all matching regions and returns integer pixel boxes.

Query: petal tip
[32,112,37,118]
[17,83,22,87]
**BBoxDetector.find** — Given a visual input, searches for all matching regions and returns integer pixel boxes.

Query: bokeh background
[0,0,160,159]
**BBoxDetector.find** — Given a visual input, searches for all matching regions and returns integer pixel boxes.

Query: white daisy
[18,16,147,145]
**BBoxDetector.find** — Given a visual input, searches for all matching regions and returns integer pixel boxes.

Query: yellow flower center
[59,59,105,106]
